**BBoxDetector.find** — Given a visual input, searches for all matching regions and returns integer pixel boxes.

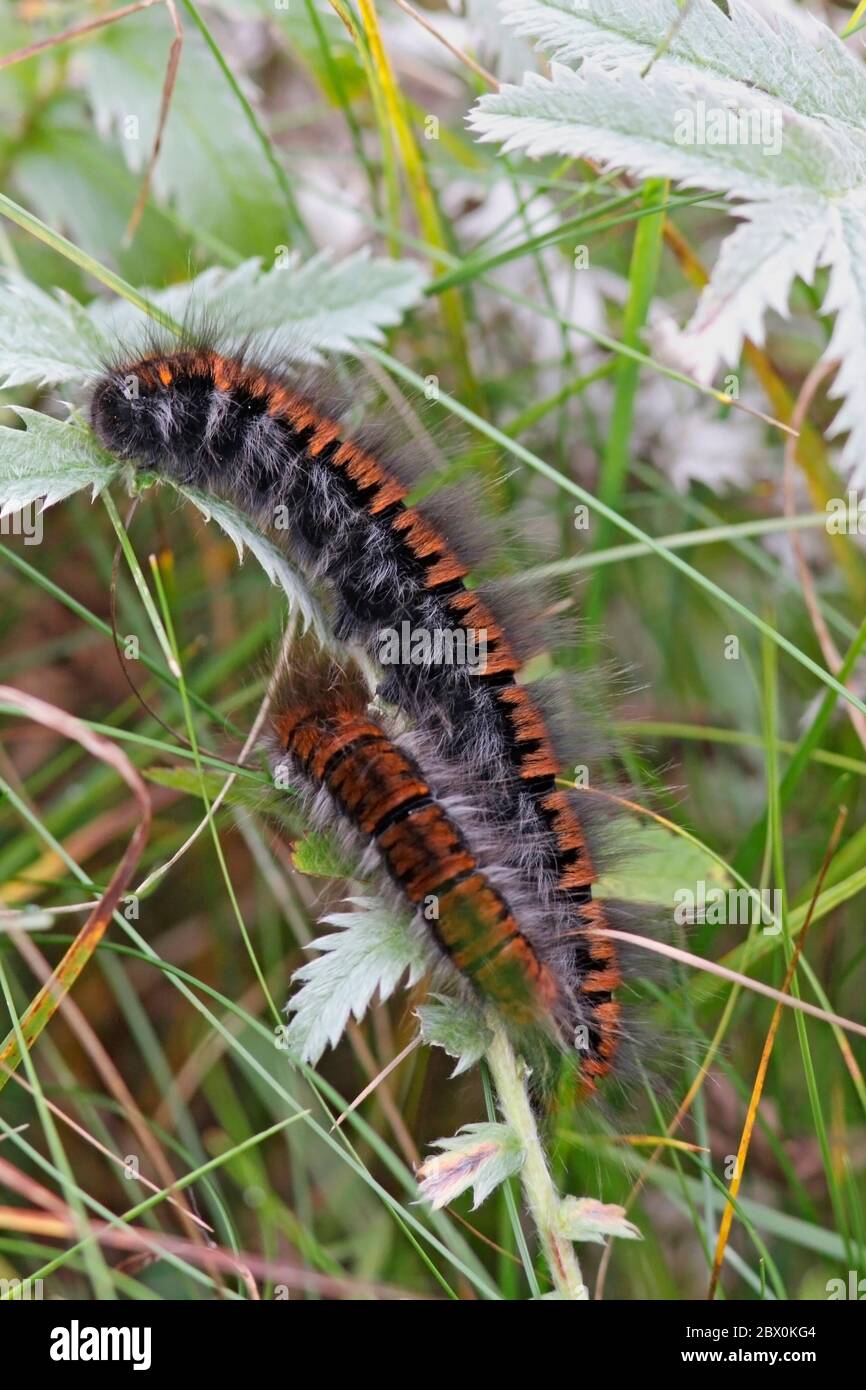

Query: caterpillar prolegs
[91,338,636,1091]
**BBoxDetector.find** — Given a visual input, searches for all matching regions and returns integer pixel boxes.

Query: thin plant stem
[484,1011,587,1301]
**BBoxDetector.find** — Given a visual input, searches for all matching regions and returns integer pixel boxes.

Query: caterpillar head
[90,364,177,469]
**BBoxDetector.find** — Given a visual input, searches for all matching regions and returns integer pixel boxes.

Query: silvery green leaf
[290,829,356,879]
[285,896,433,1064]
[468,62,864,201]
[418,1122,524,1209]
[821,191,866,478]
[557,1195,642,1244]
[0,274,110,390]
[172,484,329,640]
[469,2,866,482]
[665,198,831,380]
[417,995,492,1077]
[87,252,427,363]
[498,0,866,128]
[0,409,119,516]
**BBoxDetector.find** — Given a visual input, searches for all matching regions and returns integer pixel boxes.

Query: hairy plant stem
[484,1011,587,1300]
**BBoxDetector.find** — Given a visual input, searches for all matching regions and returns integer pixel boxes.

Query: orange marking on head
[248,373,271,399]
[135,364,158,390]
[272,711,302,747]
[287,720,336,769]
[188,351,215,378]
[211,358,232,391]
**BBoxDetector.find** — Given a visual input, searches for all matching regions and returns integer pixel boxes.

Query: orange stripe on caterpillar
[494,686,560,778]
[593,1001,621,1059]
[377,805,477,901]
[211,357,233,391]
[392,508,452,560]
[580,967,622,994]
[332,441,409,514]
[542,790,596,890]
[308,420,342,455]
[391,509,473,588]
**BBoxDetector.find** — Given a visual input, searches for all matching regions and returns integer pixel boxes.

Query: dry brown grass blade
[598,926,866,1040]
[0,1151,68,1213]
[122,2,183,245]
[706,806,848,1300]
[390,0,499,89]
[0,1061,213,1234]
[0,0,161,69]
[0,776,176,905]
[0,0,185,248]
[4,936,217,1264]
[0,1204,437,1298]
[0,687,151,1084]
[332,1032,421,1138]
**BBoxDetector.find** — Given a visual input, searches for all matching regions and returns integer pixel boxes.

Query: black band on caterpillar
[91,342,623,1090]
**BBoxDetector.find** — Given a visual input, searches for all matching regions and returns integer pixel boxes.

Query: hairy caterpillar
[269,645,621,1084]
[90,336,630,1090]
